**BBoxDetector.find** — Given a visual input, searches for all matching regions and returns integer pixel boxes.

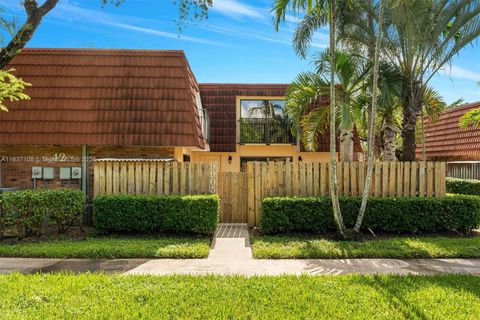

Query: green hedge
[1,189,86,237]
[93,194,219,234]
[446,177,480,195]
[261,195,480,234]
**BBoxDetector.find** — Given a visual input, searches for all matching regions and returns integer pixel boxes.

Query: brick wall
[0,145,174,198]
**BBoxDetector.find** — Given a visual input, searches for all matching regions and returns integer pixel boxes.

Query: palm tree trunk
[354,0,385,232]
[383,127,397,161]
[340,101,354,162]
[340,129,354,162]
[328,0,346,237]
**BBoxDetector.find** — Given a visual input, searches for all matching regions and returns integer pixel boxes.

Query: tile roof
[416,102,480,159]
[199,83,361,153]
[1,48,205,148]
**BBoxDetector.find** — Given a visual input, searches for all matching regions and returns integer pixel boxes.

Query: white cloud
[443,65,480,82]
[211,0,266,20]
[44,1,229,47]
[109,22,226,46]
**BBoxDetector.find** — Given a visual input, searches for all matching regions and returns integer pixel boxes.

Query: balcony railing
[198,109,210,143]
[240,117,296,144]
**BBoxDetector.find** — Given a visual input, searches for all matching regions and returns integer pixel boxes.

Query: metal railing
[240,117,295,144]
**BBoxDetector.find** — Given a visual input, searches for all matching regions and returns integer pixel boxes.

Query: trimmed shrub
[93,194,219,234]
[261,195,480,234]
[1,189,86,237]
[446,177,480,195]
[41,189,86,233]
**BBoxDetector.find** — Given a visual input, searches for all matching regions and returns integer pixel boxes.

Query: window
[239,98,295,144]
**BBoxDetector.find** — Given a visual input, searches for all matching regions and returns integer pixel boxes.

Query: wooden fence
[94,160,446,227]
[244,161,446,226]
[446,162,480,180]
[93,160,216,196]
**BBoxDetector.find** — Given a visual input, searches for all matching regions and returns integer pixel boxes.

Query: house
[0,48,361,196]
[416,101,480,161]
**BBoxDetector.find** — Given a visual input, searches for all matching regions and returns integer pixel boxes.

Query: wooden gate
[217,172,248,223]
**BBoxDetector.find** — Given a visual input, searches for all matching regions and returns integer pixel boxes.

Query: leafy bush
[446,177,480,195]
[261,195,480,234]
[93,194,219,234]
[41,190,86,233]
[1,189,86,237]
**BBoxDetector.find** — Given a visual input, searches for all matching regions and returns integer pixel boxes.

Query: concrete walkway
[1,224,480,276]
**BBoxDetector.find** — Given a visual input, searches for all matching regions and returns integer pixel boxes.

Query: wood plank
[403,162,410,196]
[381,162,388,197]
[410,162,417,196]
[320,162,327,196]
[440,162,446,196]
[350,162,358,196]
[285,161,292,195]
[247,162,255,227]
[180,163,186,194]
[105,161,112,195]
[427,162,434,197]
[112,162,120,194]
[232,173,239,222]
[374,162,381,196]
[195,163,202,194]
[418,162,426,197]
[172,162,178,194]
[306,162,313,195]
[434,162,441,197]
[254,162,261,226]
[142,162,149,194]
[299,161,306,195]
[134,162,142,194]
[389,162,396,196]
[127,162,135,194]
[343,162,350,196]
[156,163,164,194]
[396,162,403,197]
[120,162,127,194]
[93,162,100,196]
[149,162,156,194]
[277,162,285,197]
[358,162,365,196]
[98,162,106,196]
[292,162,299,196]
[164,163,171,195]
[313,162,320,196]
[187,162,194,194]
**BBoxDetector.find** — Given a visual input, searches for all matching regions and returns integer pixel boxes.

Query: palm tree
[286,50,370,162]
[375,1,480,160]
[459,82,480,128]
[273,0,346,236]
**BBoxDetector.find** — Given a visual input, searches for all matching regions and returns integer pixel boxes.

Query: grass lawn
[0,273,478,319]
[0,236,211,259]
[252,235,480,259]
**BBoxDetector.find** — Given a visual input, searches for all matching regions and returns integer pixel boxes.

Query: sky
[1,0,480,104]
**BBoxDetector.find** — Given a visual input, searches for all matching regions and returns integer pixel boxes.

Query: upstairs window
[239,98,295,144]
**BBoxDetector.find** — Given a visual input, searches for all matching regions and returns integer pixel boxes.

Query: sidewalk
[1,224,480,276]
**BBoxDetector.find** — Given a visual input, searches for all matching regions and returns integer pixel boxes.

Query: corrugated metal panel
[1,48,205,148]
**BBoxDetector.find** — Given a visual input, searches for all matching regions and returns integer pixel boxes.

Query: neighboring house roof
[199,83,362,153]
[1,48,205,148]
[416,102,480,160]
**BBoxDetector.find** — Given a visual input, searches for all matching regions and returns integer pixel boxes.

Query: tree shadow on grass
[363,274,480,319]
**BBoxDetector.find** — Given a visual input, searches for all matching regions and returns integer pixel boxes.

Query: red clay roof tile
[1,48,205,148]
[416,102,480,160]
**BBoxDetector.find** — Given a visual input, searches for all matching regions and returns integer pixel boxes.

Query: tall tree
[355,0,384,232]
[285,50,370,162]
[382,0,480,160]
[273,0,346,236]
[0,0,213,69]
